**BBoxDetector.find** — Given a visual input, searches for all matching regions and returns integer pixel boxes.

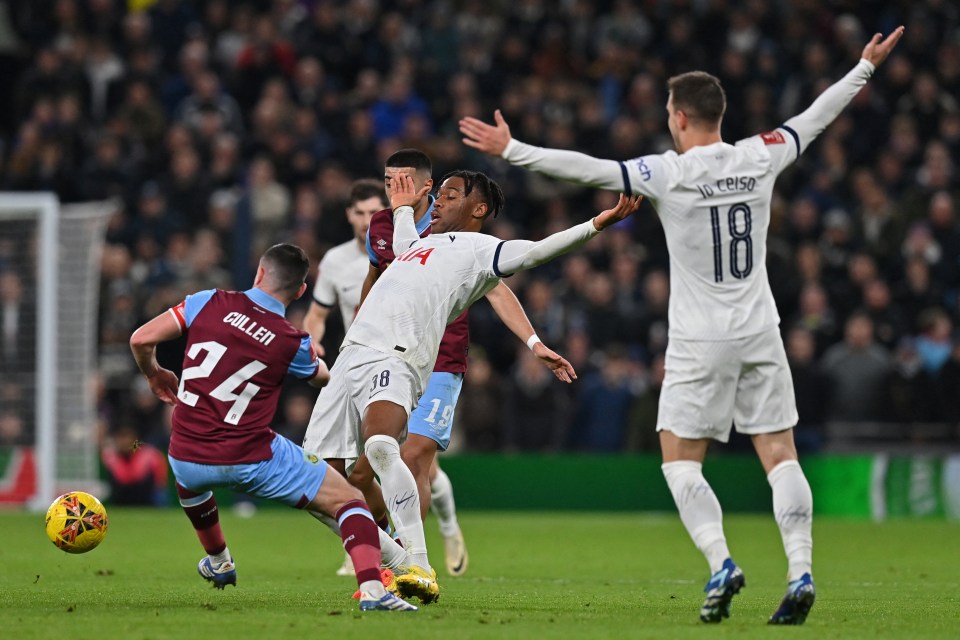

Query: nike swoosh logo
[395,493,416,507]
[451,558,465,573]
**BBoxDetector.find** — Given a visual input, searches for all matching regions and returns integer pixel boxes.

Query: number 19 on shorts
[710,203,753,282]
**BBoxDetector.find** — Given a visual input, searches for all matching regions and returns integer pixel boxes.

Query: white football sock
[430,467,461,538]
[359,579,387,599]
[768,459,813,581]
[365,434,431,571]
[310,509,408,570]
[210,546,231,566]
[662,461,730,573]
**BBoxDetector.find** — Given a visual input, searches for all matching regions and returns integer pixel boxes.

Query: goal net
[0,194,112,509]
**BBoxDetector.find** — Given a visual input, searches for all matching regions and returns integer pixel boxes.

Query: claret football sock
[365,434,431,571]
[767,460,813,581]
[336,499,384,588]
[177,484,227,556]
[662,461,731,573]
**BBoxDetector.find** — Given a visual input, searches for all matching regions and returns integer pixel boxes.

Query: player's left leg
[167,456,236,589]
[752,431,815,625]
[429,458,468,576]
[405,371,468,576]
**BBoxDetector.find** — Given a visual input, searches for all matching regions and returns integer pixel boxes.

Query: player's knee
[400,441,433,478]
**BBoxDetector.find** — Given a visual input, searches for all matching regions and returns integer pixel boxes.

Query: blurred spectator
[820,312,894,423]
[0,271,33,375]
[502,347,570,451]
[569,346,641,451]
[100,425,168,506]
[785,327,829,452]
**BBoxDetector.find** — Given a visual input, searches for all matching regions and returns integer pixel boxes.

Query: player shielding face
[460,27,905,626]
[318,149,574,581]
[304,170,640,603]
[129,243,416,612]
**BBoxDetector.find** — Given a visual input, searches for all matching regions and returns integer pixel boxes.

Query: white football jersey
[343,232,503,386]
[311,239,367,331]
[618,133,796,340]
[502,59,876,341]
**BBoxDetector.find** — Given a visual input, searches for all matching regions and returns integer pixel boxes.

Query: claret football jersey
[167,288,319,465]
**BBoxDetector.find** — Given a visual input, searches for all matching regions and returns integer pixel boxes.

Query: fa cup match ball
[45,491,108,553]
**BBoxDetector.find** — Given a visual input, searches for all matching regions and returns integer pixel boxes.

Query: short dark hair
[261,243,309,294]
[440,170,505,219]
[349,178,388,208]
[385,148,432,175]
[667,71,726,125]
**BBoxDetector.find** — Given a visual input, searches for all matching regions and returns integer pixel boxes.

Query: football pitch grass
[3,509,958,639]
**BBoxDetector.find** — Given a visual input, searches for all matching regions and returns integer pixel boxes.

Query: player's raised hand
[532,342,578,384]
[862,26,904,67]
[459,110,512,156]
[146,367,179,405]
[592,194,644,231]
[389,173,430,210]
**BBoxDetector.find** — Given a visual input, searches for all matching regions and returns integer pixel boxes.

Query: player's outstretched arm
[484,282,577,383]
[307,358,331,388]
[129,312,182,405]
[494,194,642,275]
[781,26,904,158]
[460,110,629,193]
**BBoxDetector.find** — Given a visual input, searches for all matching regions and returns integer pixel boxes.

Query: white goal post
[0,193,112,510]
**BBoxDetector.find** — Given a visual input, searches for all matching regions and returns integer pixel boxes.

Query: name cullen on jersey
[222,311,277,345]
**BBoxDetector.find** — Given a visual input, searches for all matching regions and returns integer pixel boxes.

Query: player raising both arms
[461,27,905,626]
[305,171,639,604]
[129,243,416,612]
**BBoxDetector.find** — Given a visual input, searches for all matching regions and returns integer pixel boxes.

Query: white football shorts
[656,328,798,442]
[302,344,422,467]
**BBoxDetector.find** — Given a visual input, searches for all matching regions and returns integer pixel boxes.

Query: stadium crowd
[0,0,958,455]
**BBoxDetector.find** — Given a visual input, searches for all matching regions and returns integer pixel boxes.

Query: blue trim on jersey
[781,125,801,160]
[415,195,435,235]
[182,289,217,327]
[366,227,378,265]
[492,240,511,277]
[288,335,320,379]
[618,161,632,195]
[244,288,286,316]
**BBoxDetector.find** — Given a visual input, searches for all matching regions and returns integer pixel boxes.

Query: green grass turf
[3,509,959,639]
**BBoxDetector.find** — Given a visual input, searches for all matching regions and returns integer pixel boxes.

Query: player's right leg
[166,457,236,589]
[363,399,440,604]
[660,432,743,623]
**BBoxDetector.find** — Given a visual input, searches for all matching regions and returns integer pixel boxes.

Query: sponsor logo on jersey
[377,238,387,249]
[761,131,786,145]
[635,157,653,181]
